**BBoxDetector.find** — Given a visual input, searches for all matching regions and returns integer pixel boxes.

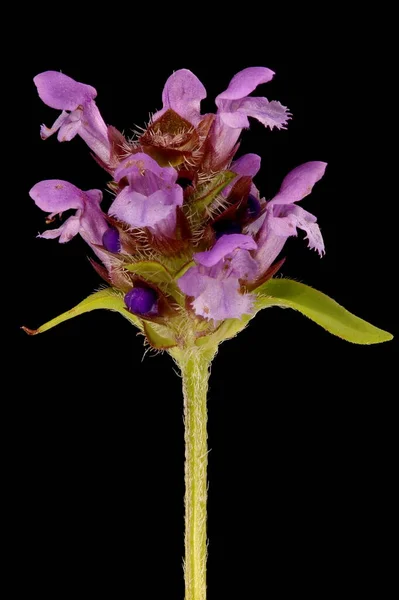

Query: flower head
[27,66,391,347]
[28,67,307,326]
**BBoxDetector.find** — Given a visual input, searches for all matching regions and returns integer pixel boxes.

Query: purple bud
[213,220,242,239]
[125,286,158,315]
[102,227,121,253]
[246,194,262,219]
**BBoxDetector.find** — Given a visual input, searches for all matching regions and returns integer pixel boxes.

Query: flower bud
[125,286,158,315]
[102,227,121,253]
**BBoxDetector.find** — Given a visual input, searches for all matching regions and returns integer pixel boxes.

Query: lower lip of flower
[125,286,158,314]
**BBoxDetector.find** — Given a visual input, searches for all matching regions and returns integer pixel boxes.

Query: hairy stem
[180,350,211,600]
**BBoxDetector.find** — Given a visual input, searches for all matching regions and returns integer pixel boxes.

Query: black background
[7,13,397,599]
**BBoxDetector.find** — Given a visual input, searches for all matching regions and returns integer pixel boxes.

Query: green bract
[24,279,392,349]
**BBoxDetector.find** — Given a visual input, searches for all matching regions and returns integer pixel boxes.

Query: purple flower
[178,234,258,321]
[212,67,291,164]
[109,153,183,237]
[255,161,327,271]
[34,71,111,164]
[29,179,109,258]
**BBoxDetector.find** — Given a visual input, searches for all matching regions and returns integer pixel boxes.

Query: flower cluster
[29,67,327,343]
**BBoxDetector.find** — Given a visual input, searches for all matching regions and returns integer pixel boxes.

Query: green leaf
[22,288,142,335]
[143,322,177,349]
[255,278,393,345]
[124,260,173,284]
[190,171,236,213]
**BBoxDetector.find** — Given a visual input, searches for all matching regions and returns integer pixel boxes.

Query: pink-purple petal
[238,97,291,130]
[29,180,85,213]
[178,267,254,321]
[79,200,108,246]
[284,205,325,256]
[195,234,257,267]
[192,277,254,321]
[152,69,206,125]
[231,153,261,177]
[218,111,250,129]
[40,111,69,140]
[224,249,259,281]
[222,153,262,198]
[109,187,182,231]
[114,152,177,188]
[255,226,287,273]
[77,101,110,163]
[271,161,327,205]
[39,215,82,243]
[216,67,275,101]
[34,71,97,111]
[85,189,103,204]
[57,114,81,142]
[208,118,242,166]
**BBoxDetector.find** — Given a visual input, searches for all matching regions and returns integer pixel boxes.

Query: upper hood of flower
[34,71,97,110]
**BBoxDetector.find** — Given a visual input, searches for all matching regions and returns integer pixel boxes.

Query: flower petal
[76,101,110,163]
[79,195,108,247]
[271,161,327,205]
[85,189,103,204]
[216,67,275,101]
[114,152,177,189]
[222,153,262,198]
[34,71,97,111]
[152,69,206,125]
[225,248,259,282]
[39,215,82,243]
[193,277,254,321]
[255,228,287,274]
[231,153,261,177]
[208,117,242,166]
[29,180,85,213]
[195,234,257,267]
[40,111,69,140]
[57,111,82,141]
[238,97,291,130]
[109,187,181,230]
[282,205,325,256]
[178,267,254,321]
[219,111,250,128]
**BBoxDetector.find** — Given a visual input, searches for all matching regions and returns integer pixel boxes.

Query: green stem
[180,350,211,600]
